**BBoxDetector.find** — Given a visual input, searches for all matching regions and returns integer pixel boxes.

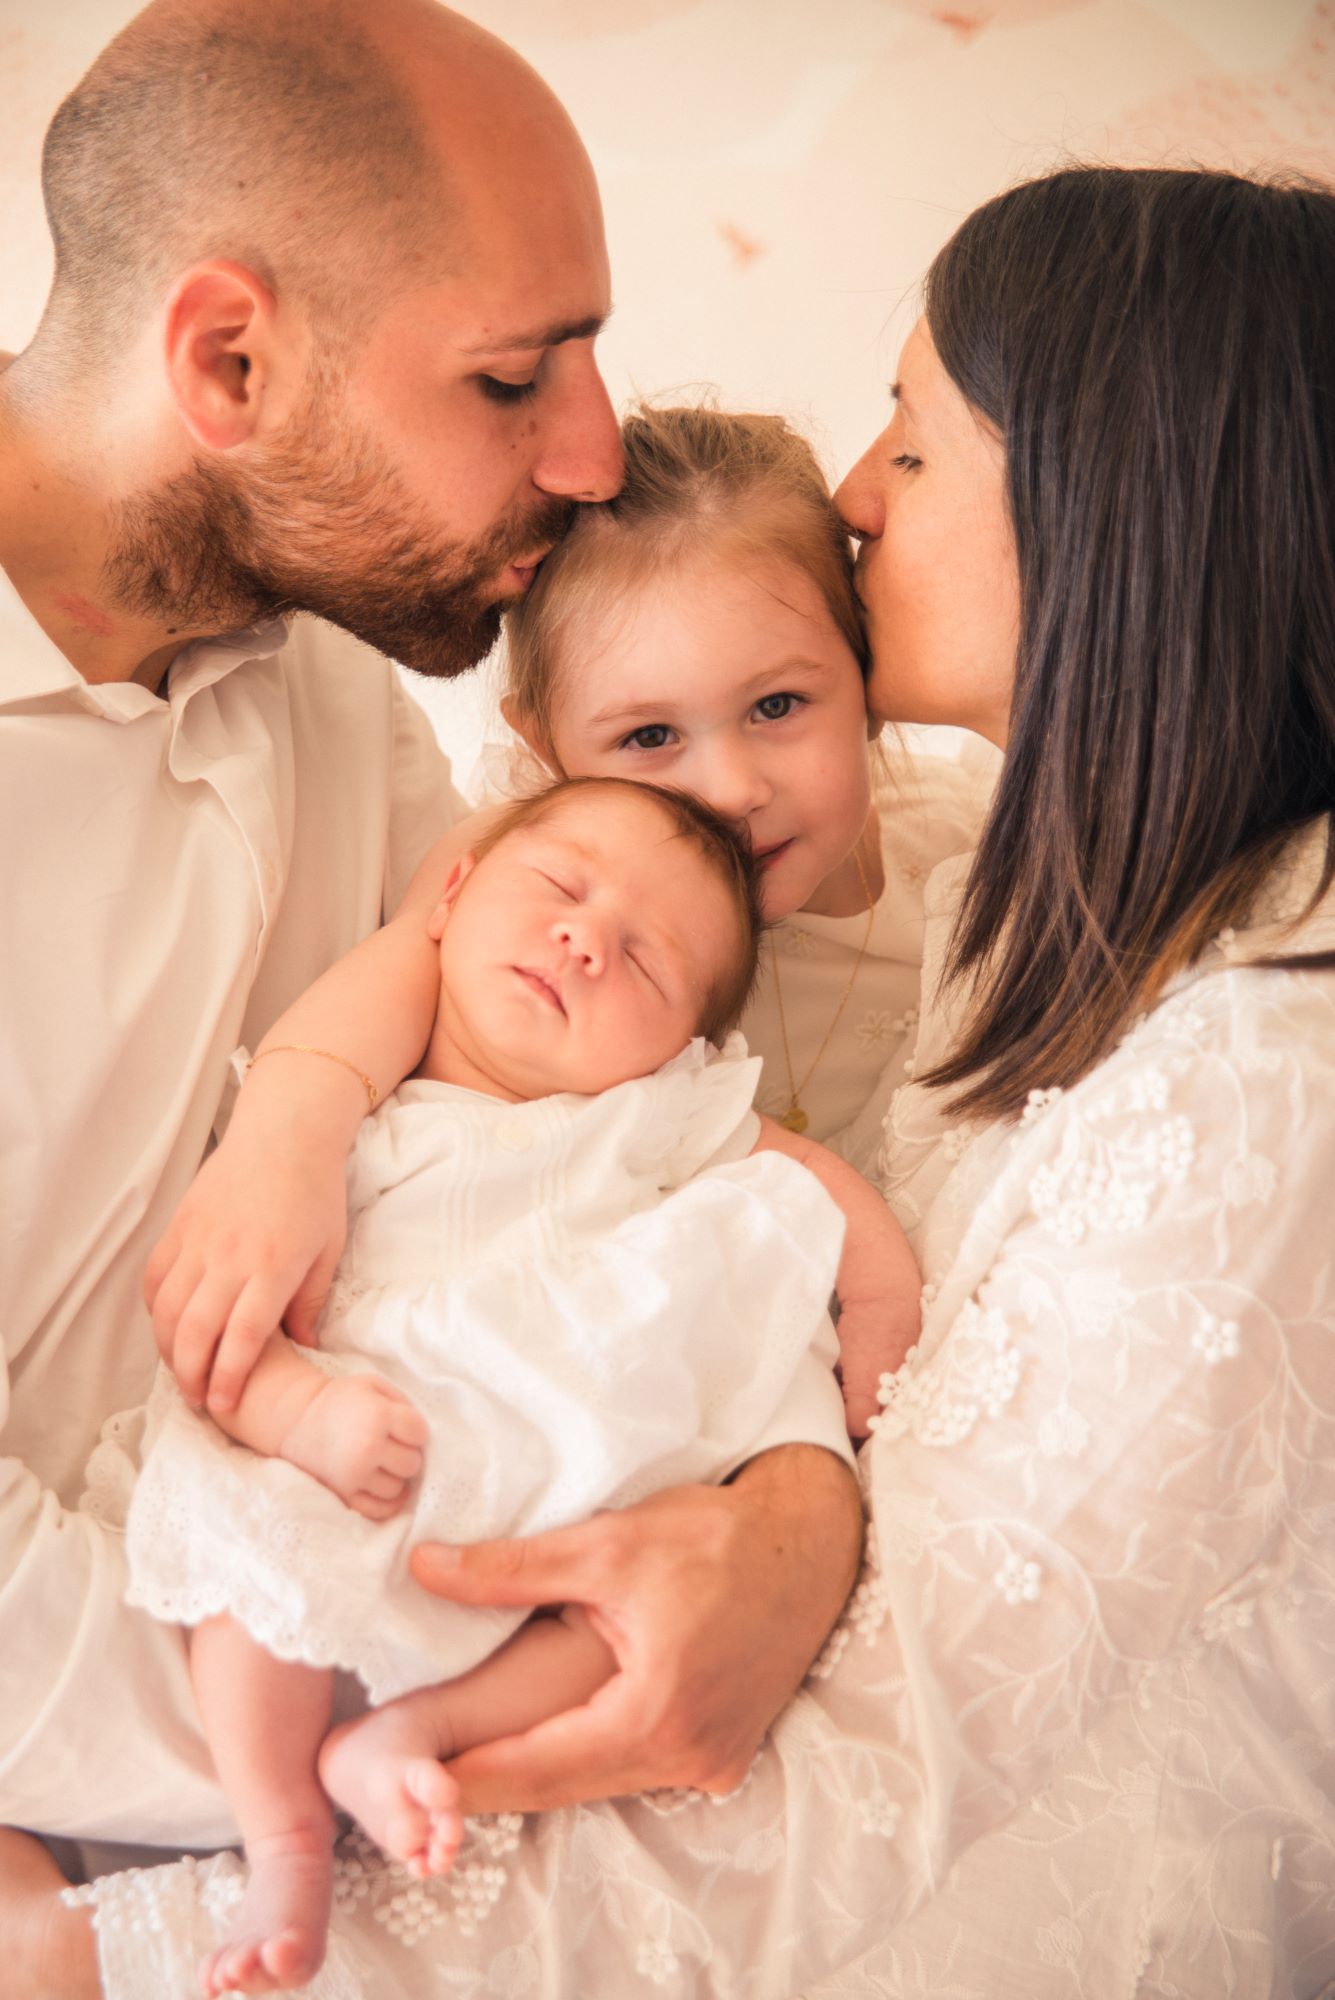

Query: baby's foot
[198,1830,332,1997]
[320,1705,464,1879]
[281,1374,428,1519]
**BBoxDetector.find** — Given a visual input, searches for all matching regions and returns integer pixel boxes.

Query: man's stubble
[105,363,574,679]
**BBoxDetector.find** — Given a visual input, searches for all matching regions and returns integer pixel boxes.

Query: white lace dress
[122,1037,850,1704]
[74,825,1335,2000]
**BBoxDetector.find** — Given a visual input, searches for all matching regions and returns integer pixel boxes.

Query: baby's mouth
[514,965,566,1016]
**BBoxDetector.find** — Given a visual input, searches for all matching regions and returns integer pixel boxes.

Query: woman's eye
[754,692,802,722]
[621,724,673,752]
[479,375,539,405]
[891,452,922,472]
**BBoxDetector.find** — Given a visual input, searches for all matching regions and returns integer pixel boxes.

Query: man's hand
[410,1443,864,1812]
[0,1829,100,2000]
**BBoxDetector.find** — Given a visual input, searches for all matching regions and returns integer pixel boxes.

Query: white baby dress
[124,1036,851,1704]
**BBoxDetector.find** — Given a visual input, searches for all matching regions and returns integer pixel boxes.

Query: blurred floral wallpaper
[4,0,1332,758]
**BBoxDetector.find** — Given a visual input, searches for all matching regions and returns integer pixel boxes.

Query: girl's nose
[697,743,773,825]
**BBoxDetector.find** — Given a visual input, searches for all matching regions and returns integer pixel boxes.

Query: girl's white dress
[123,1037,851,1704]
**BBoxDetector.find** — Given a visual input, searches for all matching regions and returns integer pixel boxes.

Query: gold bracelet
[246,1043,379,1112]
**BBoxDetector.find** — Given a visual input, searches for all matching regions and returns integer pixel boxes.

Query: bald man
[0,5,862,1994]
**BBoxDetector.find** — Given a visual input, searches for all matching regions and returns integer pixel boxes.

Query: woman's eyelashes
[478,374,539,405]
[891,452,922,472]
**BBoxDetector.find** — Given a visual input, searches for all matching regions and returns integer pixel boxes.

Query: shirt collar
[0,561,291,718]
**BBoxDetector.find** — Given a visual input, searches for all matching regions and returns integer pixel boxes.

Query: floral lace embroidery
[868,1300,1023,1448]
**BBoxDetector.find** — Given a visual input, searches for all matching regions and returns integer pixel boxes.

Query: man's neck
[0,358,224,691]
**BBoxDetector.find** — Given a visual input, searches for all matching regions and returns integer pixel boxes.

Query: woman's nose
[833,436,887,543]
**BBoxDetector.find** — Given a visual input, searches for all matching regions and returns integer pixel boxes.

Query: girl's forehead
[557,557,857,715]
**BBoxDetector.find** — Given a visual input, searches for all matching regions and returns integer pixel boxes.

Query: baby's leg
[191,1614,335,1998]
[320,1609,615,1876]
[213,1331,428,1519]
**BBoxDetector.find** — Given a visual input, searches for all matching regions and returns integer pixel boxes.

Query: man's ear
[162,260,288,451]
[499,693,561,776]
[426,854,477,940]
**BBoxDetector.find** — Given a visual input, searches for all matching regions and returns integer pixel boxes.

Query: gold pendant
[778,1103,808,1134]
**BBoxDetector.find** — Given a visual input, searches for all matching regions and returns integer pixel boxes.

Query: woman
[59,164,1335,1998]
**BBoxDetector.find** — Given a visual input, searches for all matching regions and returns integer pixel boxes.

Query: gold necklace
[770,842,877,1135]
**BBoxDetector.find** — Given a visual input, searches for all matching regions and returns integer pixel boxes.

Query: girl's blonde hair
[505,403,867,753]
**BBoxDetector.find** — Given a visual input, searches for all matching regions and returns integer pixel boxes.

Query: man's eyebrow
[464,313,610,356]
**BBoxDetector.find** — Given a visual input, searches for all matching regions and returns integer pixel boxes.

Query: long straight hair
[922,167,1335,1121]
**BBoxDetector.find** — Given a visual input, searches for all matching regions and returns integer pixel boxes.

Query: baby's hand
[145,1106,351,1415]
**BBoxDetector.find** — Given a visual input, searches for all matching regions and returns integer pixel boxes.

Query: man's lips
[514,965,566,1015]
[505,547,553,590]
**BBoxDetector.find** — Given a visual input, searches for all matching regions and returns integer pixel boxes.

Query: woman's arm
[146,810,499,1411]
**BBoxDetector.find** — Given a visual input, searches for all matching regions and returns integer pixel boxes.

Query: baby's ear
[500,693,560,774]
[426,854,477,940]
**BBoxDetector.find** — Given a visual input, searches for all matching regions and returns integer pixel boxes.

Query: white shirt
[744,733,997,1166]
[0,568,461,1843]
[72,817,1335,1998]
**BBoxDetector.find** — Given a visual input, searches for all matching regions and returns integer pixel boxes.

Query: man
[0,3,863,1991]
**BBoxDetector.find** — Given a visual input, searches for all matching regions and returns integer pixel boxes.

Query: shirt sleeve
[0,1443,238,1846]
[810,961,1335,1907]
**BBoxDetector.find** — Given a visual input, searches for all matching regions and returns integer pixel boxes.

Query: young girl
[130,777,919,1999]
[498,404,995,1167]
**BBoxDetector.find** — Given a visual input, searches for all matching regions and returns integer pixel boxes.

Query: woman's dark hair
[922,166,1335,1120]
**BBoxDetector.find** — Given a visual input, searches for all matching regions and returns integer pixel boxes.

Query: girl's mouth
[756,839,793,868]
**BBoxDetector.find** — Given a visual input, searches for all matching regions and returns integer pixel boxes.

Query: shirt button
[494,1121,535,1153]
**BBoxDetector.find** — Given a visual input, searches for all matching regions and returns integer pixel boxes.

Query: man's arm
[0,1452,234,1847]
[411,1442,863,1811]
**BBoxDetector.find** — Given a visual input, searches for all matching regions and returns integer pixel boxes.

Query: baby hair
[505,402,868,755]
[471,775,766,1044]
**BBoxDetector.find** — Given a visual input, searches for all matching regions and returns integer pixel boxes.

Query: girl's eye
[479,375,539,405]
[891,452,922,472]
[621,724,674,752]
[754,692,803,722]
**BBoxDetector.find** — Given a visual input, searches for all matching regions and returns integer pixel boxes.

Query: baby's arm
[147,809,499,1414]
[210,1332,429,1520]
[752,1116,921,1438]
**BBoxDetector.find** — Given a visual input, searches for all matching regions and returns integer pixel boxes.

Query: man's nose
[533,353,624,504]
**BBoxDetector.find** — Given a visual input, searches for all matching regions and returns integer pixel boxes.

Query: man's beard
[105,393,574,680]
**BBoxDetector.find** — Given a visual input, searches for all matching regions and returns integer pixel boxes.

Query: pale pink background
[3,0,1331,758]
